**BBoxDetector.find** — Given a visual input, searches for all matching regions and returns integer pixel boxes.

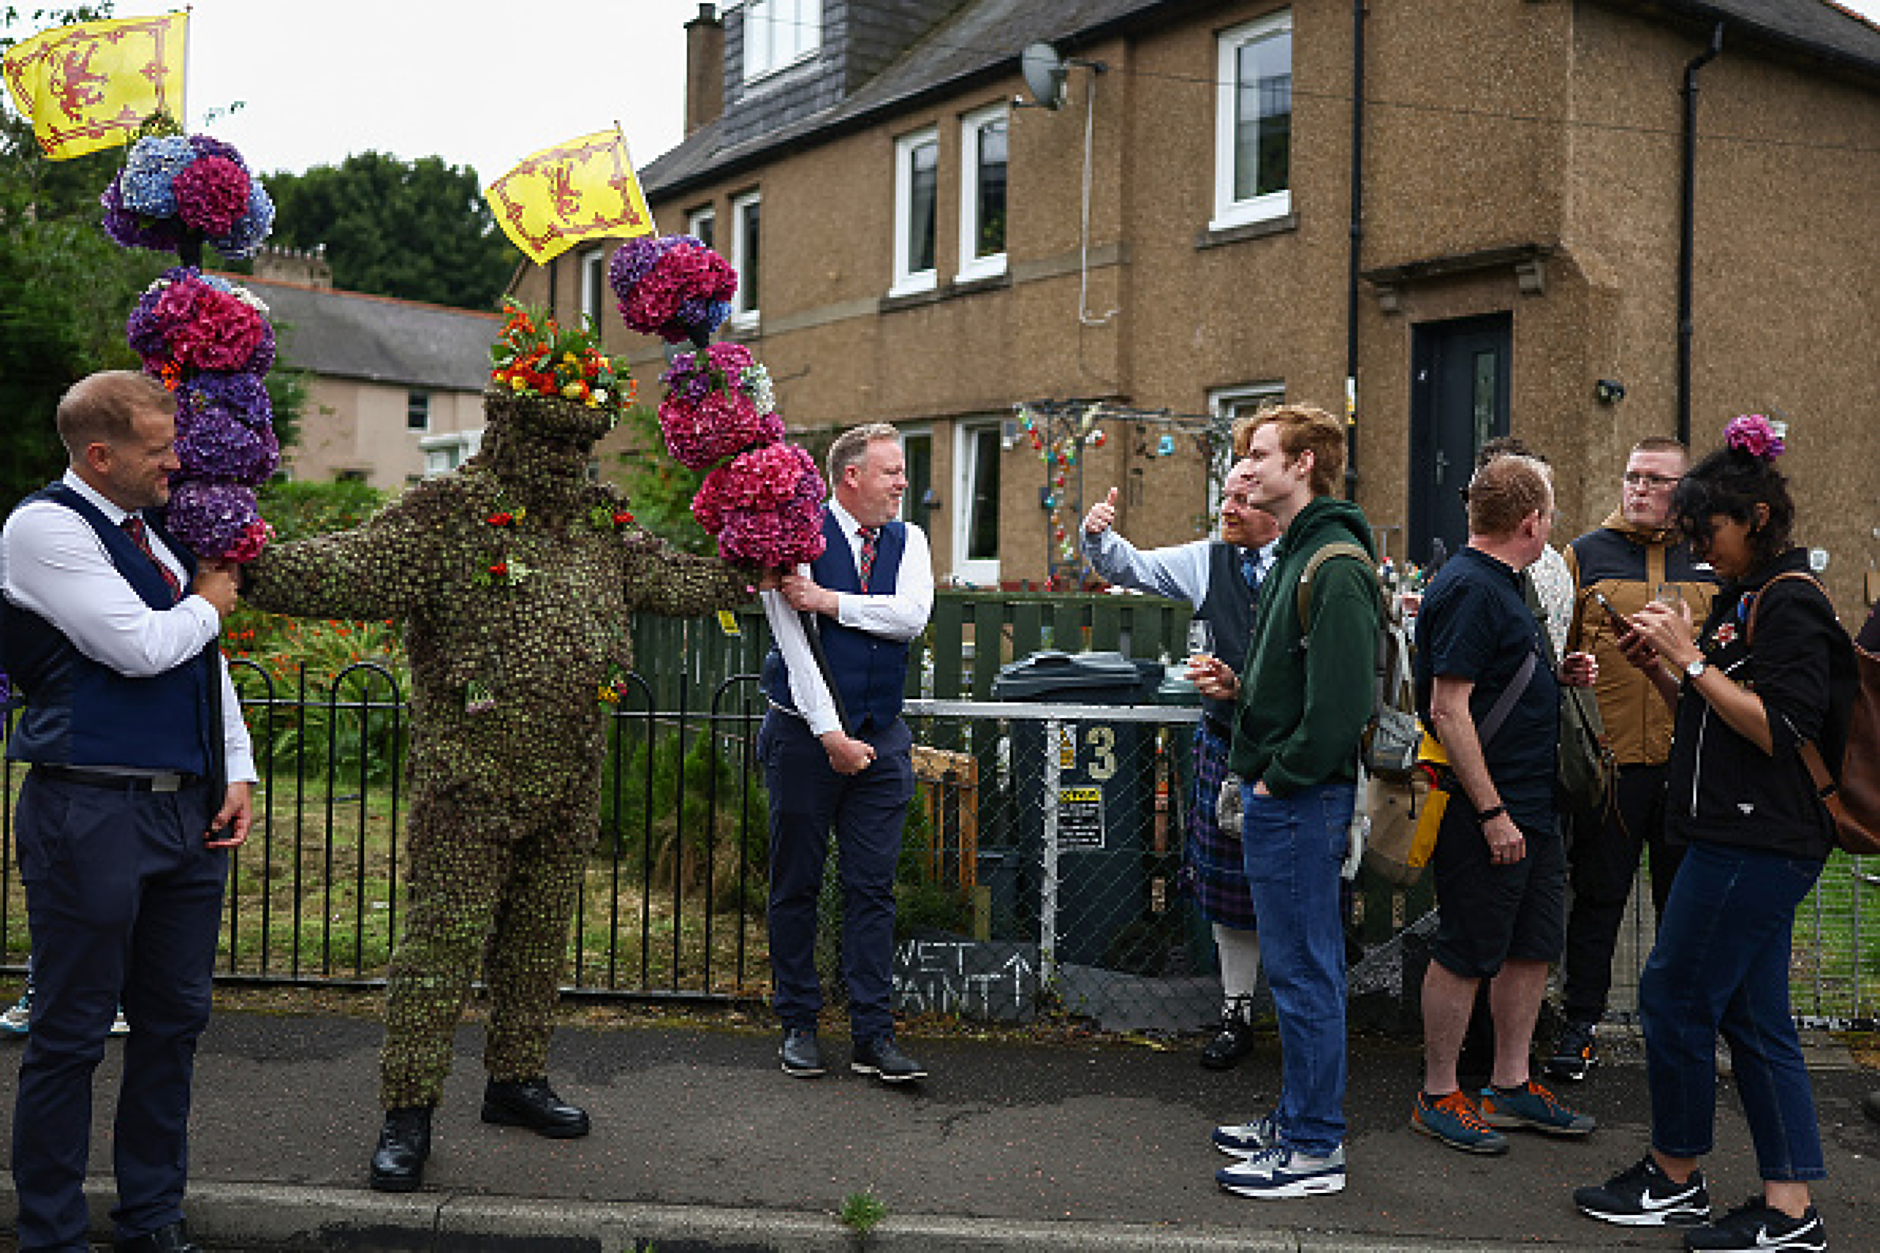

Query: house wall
[283,379,486,488]
[522,0,1879,615]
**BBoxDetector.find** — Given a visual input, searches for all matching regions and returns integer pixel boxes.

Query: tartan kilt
[1181,719,1257,930]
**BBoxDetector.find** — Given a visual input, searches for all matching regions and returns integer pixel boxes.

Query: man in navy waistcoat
[759,424,933,1083]
[0,371,254,1253]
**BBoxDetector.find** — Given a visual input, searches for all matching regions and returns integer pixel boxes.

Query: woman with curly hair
[1574,416,1856,1253]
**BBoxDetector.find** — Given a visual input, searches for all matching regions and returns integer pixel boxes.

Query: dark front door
[1409,313,1511,566]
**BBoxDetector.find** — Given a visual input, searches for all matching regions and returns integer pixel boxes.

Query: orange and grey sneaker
[1478,1078,1597,1137]
[1410,1089,1508,1155]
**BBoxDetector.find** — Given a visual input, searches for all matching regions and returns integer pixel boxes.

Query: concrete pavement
[2,1008,1877,1251]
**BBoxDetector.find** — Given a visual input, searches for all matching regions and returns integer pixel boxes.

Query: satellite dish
[1021,42,1069,110]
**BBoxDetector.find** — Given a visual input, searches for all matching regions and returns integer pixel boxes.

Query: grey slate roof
[643,0,1880,199]
[230,277,500,392]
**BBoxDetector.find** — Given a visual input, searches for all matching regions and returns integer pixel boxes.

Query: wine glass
[1186,619,1215,665]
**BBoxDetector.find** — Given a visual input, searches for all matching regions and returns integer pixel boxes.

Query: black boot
[481,1076,591,1138]
[1201,998,1259,1071]
[368,1105,433,1193]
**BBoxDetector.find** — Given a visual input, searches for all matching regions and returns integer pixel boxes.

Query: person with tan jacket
[1546,438,1716,1083]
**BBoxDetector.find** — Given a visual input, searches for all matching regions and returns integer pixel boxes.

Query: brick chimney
[685,3,725,135]
[252,244,332,288]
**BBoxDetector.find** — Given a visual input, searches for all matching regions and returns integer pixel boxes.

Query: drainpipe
[1344,0,1366,498]
[1677,22,1723,447]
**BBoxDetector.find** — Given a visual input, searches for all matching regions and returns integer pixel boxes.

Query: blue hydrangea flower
[212,182,275,260]
[120,135,194,217]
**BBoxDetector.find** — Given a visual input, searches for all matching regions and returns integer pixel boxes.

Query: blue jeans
[1240,780,1355,1156]
[1641,840,1825,1181]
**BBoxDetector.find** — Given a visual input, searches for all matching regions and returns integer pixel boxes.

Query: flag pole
[180,6,192,130]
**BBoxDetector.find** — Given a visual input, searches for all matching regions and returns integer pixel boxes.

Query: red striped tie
[121,515,183,605]
[857,526,880,586]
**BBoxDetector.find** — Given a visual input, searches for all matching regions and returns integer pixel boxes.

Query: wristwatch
[1684,656,1709,681]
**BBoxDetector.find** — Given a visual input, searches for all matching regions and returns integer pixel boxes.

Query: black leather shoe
[115,1220,202,1252]
[851,1034,927,1083]
[779,1027,825,1077]
[368,1105,433,1192]
[481,1077,590,1138]
[1200,1015,1259,1071]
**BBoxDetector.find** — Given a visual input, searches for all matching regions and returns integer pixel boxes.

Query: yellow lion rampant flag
[485,129,655,266]
[1,12,188,160]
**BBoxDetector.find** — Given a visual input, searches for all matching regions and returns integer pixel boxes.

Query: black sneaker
[851,1034,926,1083]
[1546,1018,1599,1082]
[1200,1004,1259,1071]
[1575,1155,1711,1227]
[1684,1198,1826,1252]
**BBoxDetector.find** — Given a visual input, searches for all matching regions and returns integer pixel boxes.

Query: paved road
[0,1011,1876,1250]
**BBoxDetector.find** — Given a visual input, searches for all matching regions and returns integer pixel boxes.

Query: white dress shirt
[760,498,935,737]
[0,470,257,782]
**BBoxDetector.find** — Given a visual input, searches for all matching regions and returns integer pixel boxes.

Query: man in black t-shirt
[1409,455,1600,1157]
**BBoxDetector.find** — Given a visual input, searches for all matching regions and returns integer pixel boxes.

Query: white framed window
[687,204,716,251]
[742,0,821,82]
[1207,381,1285,514]
[420,429,484,478]
[891,127,939,297]
[406,390,430,432]
[956,103,1008,283]
[730,190,761,328]
[1212,10,1293,232]
[578,247,608,330]
[952,420,1002,586]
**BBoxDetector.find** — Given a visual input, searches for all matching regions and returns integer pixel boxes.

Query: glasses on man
[1623,471,1681,490]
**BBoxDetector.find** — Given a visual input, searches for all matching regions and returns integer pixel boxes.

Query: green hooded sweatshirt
[1227,494,1381,796]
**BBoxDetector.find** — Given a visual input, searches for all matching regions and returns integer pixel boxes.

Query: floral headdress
[1723,413,1786,461]
[489,300,635,422]
[101,118,276,260]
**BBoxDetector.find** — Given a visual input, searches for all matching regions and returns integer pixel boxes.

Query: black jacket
[1663,549,1856,861]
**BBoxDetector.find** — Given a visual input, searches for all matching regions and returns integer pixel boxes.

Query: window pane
[691,211,714,251]
[747,0,772,75]
[967,428,1001,561]
[740,199,761,312]
[903,433,932,526]
[975,119,1007,258]
[1233,31,1291,201]
[909,139,937,274]
[407,391,429,431]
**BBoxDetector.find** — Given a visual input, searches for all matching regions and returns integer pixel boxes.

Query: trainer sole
[1480,1114,1597,1138]
[850,1062,926,1083]
[1409,1115,1509,1156]
[1217,1173,1347,1199]
[779,1061,826,1078]
[1573,1200,1709,1228]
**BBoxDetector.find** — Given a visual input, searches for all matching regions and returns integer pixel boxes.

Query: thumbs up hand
[1083,487,1120,536]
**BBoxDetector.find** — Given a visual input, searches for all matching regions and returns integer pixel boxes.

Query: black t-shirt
[1415,545,1560,832]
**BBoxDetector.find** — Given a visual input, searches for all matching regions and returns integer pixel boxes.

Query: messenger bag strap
[1478,649,1539,750]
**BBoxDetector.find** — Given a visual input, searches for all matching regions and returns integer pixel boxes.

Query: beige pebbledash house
[512,0,1880,618]
[241,251,501,488]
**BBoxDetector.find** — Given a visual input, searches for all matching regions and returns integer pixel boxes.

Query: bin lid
[991,650,1162,700]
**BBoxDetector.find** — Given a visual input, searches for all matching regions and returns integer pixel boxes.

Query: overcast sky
[11,0,1880,187]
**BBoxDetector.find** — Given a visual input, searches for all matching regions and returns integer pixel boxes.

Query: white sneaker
[1216,1142,1347,1198]
[0,993,29,1036]
[110,1007,130,1037]
[1211,1112,1281,1158]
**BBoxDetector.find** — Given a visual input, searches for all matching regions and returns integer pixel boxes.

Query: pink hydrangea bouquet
[657,343,783,470]
[607,234,738,345]
[694,444,828,568]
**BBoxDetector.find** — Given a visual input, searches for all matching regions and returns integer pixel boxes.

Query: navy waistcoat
[762,510,910,732]
[2,483,216,774]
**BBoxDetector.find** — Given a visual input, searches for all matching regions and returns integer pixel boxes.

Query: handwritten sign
[892,938,1040,1022]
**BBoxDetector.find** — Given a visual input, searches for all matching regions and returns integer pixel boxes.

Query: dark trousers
[1559,762,1684,1024]
[760,711,914,1042]
[11,772,227,1251]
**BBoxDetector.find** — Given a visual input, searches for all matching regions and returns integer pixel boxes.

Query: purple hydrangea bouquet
[103,123,281,563]
[607,234,737,347]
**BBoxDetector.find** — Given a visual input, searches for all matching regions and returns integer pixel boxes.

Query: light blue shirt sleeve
[1080,529,1214,608]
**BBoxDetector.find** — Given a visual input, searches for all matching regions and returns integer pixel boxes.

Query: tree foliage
[263,153,517,311]
[613,401,713,555]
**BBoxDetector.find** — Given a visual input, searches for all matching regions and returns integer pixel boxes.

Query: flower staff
[237,305,771,1193]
